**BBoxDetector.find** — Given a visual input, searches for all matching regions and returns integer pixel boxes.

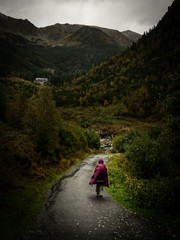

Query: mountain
[0,13,141,85]
[64,26,120,48]
[121,30,142,42]
[55,0,180,118]
[0,13,39,39]
[0,13,141,48]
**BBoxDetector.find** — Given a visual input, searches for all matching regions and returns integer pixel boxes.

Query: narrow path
[25,155,175,240]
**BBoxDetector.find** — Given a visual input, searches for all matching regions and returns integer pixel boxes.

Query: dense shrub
[160,91,180,165]
[113,130,140,153]
[112,135,125,153]
[0,78,36,129]
[24,87,100,160]
[109,90,180,212]
[0,78,8,122]
[107,154,180,212]
[73,125,88,150]
[0,122,37,173]
[1,79,101,166]
[59,123,88,155]
[124,175,180,210]
[125,133,168,179]
[59,124,100,155]
[113,125,178,179]
[24,87,60,162]
[147,125,163,139]
[84,129,100,149]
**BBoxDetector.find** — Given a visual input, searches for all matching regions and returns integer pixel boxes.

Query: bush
[107,155,180,212]
[0,122,37,171]
[84,129,100,149]
[58,122,88,155]
[160,91,180,165]
[113,129,140,153]
[70,124,88,151]
[125,176,180,211]
[113,128,176,179]
[113,135,126,153]
[59,124,100,156]
[15,153,32,168]
[147,125,163,139]
[125,133,164,179]
[24,87,60,162]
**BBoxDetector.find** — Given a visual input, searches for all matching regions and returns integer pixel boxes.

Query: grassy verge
[58,105,161,135]
[106,154,179,239]
[0,152,88,240]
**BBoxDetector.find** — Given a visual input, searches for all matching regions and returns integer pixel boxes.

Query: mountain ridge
[0,12,141,84]
[0,12,141,48]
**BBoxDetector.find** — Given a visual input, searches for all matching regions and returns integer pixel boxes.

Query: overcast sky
[0,0,174,34]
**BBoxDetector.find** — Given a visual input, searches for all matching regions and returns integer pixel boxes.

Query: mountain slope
[56,0,180,118]
[64,26,120,48]
[0,13,141,48]
[0,13,142,84]
[0,13,39,38]
[121,30,142,42]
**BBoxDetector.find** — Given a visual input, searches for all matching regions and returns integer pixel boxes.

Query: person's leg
[96,184,100,196]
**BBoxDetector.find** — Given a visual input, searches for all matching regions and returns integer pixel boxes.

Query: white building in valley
[35,78,48,85]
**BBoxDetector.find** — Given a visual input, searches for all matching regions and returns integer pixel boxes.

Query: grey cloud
[0,0,37,8]
[0,0,174,34]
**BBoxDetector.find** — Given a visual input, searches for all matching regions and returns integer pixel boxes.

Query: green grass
[58,105,161,135]
[106,154,180,239]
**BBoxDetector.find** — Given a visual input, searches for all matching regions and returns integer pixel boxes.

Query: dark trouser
[96,180,104,196]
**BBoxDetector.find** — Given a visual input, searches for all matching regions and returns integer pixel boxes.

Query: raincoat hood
[98,159,104,164]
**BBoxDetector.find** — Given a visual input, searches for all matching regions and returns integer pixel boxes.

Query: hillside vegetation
[0,77,101,239]
[106,89,180,236]
[56,0,180,118]
[0,77,101,192]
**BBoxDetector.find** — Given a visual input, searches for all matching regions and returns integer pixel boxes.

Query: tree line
[0,77,100,179]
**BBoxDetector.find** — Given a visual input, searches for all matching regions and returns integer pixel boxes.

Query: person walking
[89,158,109,197]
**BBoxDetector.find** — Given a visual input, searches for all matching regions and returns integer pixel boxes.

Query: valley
[0,1,180,239]
[0,13,141,85]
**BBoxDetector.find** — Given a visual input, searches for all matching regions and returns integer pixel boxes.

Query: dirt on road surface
[25,155,176,240]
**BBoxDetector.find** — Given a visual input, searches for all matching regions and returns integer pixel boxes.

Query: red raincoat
[89,159,109,187]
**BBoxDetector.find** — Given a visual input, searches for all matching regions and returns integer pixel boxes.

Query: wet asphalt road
[25,155,176,240]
